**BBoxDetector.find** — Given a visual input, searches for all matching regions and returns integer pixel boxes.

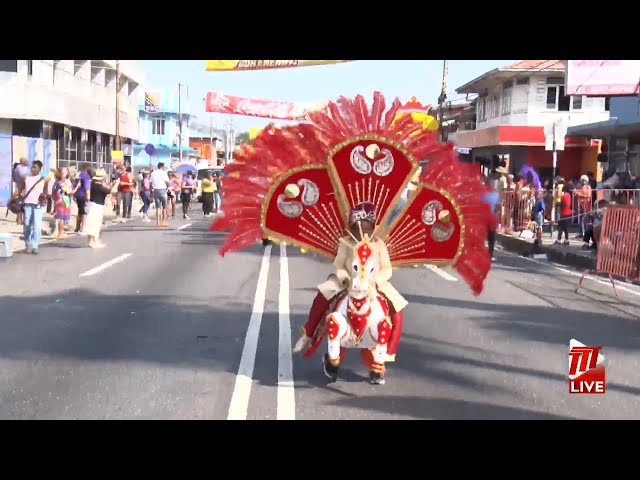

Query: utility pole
[209,117,214,165]
[550,122,558,238]
[438,60,449,142]
[224,118,233,166]
[115,60,121,151]
[177,83,182,165]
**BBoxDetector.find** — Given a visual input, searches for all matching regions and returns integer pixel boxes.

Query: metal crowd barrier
[575,205,640,296]
[497,189,640,233]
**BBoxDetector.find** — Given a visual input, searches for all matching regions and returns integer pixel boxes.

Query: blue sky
[135,60,515,133]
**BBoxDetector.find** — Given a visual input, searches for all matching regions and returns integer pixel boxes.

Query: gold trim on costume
[326,133,420,232]
[384,182,465,267]
[260,163,344,259]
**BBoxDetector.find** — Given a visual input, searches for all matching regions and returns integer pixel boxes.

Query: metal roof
[456,60,566,94]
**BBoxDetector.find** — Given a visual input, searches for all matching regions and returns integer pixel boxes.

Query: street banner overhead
[205,60,352,71]
[205,91,327,121]
[566,60,640,96]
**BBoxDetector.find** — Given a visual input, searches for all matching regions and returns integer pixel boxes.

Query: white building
[0,60,144,168]
[450,60,610,180]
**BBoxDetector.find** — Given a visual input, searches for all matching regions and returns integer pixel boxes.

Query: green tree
[235,131,251,145]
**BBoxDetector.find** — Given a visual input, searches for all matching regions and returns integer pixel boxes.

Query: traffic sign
[544,119,567,151]
[144,144,156,156]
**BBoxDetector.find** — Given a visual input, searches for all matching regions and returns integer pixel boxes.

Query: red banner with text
[205,91,326,121]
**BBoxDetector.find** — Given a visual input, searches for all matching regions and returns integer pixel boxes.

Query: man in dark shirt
[12,157,29,225]
[214,173,223,211]
[75,165,92,233]
[111,165,122,215]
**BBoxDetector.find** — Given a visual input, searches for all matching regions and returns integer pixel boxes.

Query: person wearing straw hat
[83,168,113,249]
[495,166,509,190]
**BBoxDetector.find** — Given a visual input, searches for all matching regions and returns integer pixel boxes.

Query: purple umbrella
[521,164,542,190]
[174,163,196,175]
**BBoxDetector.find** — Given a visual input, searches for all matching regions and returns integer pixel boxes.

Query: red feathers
[419,147,492,296]
[212,91,494,295]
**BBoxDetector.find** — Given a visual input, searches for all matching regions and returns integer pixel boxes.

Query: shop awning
[567,119,640,138]
[167,145,197,154]
[133,143,198,154]
[450,125,591,149]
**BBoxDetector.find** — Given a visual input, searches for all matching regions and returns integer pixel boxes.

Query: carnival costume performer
[293,201,408,385]
[211,91,494,386]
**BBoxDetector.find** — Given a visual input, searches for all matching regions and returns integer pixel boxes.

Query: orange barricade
[498,191,534,233]
[576,206,640,296]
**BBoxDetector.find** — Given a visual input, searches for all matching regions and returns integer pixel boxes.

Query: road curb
[496,233,597,271]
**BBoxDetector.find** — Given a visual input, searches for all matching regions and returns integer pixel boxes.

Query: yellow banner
[205,60,352,71]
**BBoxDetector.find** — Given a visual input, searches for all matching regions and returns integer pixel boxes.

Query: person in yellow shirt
[201,172,216,217]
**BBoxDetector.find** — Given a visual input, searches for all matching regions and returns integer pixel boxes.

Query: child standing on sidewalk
[533,190,546,245]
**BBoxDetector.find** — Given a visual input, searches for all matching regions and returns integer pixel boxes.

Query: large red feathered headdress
[212,92,492,295]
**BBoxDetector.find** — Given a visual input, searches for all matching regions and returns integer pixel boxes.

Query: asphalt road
[1,210,639,420]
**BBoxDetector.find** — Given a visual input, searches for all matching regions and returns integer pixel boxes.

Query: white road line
[176,223,192,231]
[227,245,272,420]
[426,264,458,281]
[79,253,133,277]
[498,248,640,298]
[277,244,295,420]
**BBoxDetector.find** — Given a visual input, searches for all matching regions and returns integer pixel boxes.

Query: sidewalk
[0,197,141,253]
[496,230,597,271]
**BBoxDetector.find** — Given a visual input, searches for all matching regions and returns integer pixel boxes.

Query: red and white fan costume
[212,91,493,381]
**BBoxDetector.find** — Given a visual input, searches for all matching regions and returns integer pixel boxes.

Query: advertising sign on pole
[111,150,124,166]
[144,92,162,113]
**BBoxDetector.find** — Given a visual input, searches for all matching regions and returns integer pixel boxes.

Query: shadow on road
[329,395,574,420]
[394,334,640,398]
[402,293,640,352]
[0,289,253,373]
[285,291,640,399]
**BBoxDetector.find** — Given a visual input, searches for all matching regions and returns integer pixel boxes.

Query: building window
[502,87,512,115]
[96,134,107,166]
[490,95,500,118]
[152,119,166,135]
[0,60,18,72]
[67,130,79,165]
[546,85,570,111]
[605,97,611,112]
[546,77,565,85]
[516,77,529,85]
[477,97,487,122]
[84,132,95,164]
[27,60,33,76]
[572,96,583,110]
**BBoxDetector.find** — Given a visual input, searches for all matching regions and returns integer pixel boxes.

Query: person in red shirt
[555,185,572,245]
[118,166,134,219]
